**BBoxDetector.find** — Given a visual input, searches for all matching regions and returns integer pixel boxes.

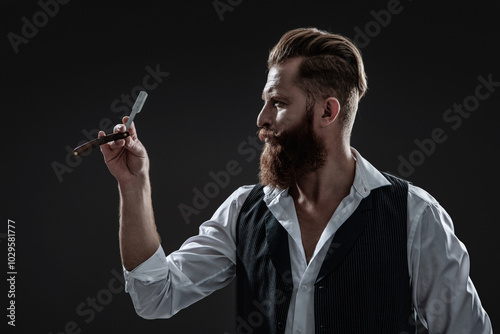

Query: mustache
[258,128,281,142]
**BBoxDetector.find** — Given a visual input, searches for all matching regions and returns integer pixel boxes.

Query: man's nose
[257,103,273,128]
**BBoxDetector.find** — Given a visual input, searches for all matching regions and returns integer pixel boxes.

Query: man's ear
[320,97,340,127]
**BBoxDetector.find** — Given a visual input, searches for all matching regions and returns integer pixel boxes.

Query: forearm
[119,176,161,271]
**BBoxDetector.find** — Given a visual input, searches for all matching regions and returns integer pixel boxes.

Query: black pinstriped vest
[235,173,416,334]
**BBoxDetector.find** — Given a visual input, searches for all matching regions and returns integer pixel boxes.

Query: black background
[2,0,499,333]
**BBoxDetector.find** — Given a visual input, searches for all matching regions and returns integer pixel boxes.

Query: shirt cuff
[123,244,169,293]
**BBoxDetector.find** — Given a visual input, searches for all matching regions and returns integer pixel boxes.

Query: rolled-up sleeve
[408,185,493,333]
[122,185,255,319]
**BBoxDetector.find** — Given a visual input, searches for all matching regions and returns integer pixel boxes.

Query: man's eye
[272,99,286,108]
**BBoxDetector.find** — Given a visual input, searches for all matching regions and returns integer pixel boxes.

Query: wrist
[118,174,151,195]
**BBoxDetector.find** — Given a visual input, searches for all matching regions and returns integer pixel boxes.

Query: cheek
[275,109,287,123]
[275,107,305,129]
[274,110,292,133]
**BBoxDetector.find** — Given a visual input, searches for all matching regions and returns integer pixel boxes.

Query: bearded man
[99,28,492,333]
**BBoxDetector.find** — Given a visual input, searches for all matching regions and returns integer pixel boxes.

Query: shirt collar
[350,147,391,198]
[263,147,390,203]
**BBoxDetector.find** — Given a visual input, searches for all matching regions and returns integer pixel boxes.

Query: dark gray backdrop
[3,0,499,333]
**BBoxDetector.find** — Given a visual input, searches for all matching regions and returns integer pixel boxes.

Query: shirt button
[301,284,307,291]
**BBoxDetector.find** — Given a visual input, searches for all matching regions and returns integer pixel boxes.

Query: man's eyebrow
[261,89,290,103]
[261,87,275,100]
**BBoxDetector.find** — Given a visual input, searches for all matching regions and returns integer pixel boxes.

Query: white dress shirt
[123,148,492,334]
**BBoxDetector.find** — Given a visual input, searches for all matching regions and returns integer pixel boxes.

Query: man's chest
[294,200,341,264]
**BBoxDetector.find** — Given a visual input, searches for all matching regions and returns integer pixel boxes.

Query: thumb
[121,121,146,157]
[124,133,146,157]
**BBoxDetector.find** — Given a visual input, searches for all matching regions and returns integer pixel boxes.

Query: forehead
[263,58,303,97]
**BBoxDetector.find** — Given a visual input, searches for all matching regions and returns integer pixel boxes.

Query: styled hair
[268,27,367,132]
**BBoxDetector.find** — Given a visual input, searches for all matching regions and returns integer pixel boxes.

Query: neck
[289,145,355,205]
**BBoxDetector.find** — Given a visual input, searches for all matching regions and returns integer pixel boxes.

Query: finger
[108,124,127,150]
[119,116,145,156]
[108,136,126,150]
[113,123,126,134]
[120,116,140,151]
[122,116,139,140]
[121,116,133,146]
[99,130,114,156]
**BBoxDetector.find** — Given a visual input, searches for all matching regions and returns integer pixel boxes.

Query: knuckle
[113,124,124,132]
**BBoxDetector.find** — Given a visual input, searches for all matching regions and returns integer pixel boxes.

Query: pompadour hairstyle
[268,27,368,132]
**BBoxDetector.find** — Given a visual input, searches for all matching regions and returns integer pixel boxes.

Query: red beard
[258,108,327,190]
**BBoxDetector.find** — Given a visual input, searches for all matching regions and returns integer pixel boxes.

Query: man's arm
[100,118,245,319]
[122,185,250,319]
[407,186,492,333]
[99,116,160,270]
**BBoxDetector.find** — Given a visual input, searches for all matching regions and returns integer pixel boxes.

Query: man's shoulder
[375,171,442,217]
[227,184,259,206]
[379,171,411,185]
[407,183,440,207]
[405,182,447,226]
[233,184,259,195]
[378,172,439,205]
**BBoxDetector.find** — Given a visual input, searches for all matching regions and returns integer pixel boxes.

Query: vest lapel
[316,195,373,283]
[265,213,293,285]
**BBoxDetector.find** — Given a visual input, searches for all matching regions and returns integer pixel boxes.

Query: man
[99,28,492,333]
